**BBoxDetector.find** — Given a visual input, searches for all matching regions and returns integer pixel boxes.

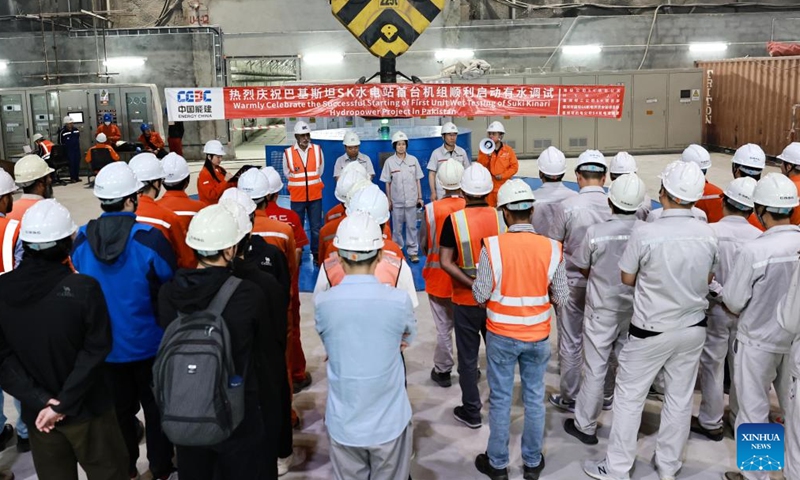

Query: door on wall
[121,89,153,144]
[632,73,668,150]
[597,74,632,153]
[0,92,30,160]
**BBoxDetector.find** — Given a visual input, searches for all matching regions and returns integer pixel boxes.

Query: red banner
[221,84,624,119]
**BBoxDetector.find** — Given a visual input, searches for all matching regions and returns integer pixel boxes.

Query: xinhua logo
[737,423,784,472]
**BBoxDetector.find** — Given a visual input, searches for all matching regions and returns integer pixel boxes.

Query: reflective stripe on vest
[174,211,197,217]
[424,203,439,268]
[452,208,502,277]
[253,231,289,240]
[137,216,171,229]
[1,219,19,274]
[324,252,402,287]
[284,144,323,201]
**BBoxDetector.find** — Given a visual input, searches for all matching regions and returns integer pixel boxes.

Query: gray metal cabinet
[667,72,703,148]
[597,74,632,153]
[524,76,561,156]
[632,73,668,150]
[560,75,597,154]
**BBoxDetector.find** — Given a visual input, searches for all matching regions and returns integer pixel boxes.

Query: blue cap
[140,123,150,133]
[103,113,112,122]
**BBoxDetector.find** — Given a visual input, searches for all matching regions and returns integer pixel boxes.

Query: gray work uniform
[724,224,800,480]
[380,154,424,256]
[697,216,761,431]
[572,214,641,435]
[779,263,800,480]
[647,206,708,223]
[635,194,653,221]
[547,186,611,402]
[427,145,470,199]
[603,208,718,480]
[333,152,375,178]
[531,182,578,237]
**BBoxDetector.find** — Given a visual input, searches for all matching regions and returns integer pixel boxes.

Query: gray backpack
[152,277,245,446]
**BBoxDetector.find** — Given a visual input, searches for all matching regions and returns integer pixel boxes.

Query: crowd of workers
[0,118,798,480]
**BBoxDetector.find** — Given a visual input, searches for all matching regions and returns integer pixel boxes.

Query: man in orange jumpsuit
[138,123,167,158]
[85,133,120,165]
[477,121,518,207]
[95,113,122,146]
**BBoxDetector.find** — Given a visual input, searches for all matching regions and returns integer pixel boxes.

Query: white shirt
[380,154,424,207]
[647,206,707,223]
[779,262,800,377]
[531,182,578,237]
[313,258,419,309]
[427,145,470,199]
[707,216,762,301]
[334,152,375,178]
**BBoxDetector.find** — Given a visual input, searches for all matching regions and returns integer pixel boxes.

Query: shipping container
[695,57,800,157]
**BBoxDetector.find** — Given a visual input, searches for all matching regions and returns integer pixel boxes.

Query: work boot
[690,416,723,441]
[723,472,745,480]
[523,454,545,480]
[453,406,481,429]
[430,368,452,388]
[475,453,509,480]
[564,418,598,445]
[548,394,575,413]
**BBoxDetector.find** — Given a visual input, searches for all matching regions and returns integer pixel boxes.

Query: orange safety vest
[695,181,724,224]
[0,217,20,274]
[325,203,345,224]
[450,207,505,306]
[324,250,402,287]
[423,196,466,299]
[7,197,40,222]
[284,145,324,202]
[136,196,196,269]
[37,140,54,160]
[485,232,561,342]
[791,176,800,226]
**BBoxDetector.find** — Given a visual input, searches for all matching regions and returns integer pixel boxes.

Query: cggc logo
[177,90,212,103]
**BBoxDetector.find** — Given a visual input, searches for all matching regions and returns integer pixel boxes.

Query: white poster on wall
[165,88,225,121]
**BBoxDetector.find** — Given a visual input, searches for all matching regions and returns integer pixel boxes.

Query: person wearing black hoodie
[0,199,128,480]
[159,203,270,479]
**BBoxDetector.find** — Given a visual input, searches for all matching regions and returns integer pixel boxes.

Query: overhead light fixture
[0,61,8,71]
[689,42,728,52]
[562,45,602,55]
[434,49,475,61]
[103,56,147,68]
[302,52,344,65]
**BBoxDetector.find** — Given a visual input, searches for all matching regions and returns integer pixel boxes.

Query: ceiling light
[103,56,147,68]
[434,49,475,61]
[302,53,344,64]
[0,61,8,71]
[562,45,602,55]
[689,42,728,52]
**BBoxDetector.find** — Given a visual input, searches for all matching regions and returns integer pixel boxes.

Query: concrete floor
[5,151,785,479]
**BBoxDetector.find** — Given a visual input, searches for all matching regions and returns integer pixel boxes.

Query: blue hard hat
[140,123,150,133]
[103,113,112,122]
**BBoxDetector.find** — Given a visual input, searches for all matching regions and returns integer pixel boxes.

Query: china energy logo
[737,423,784,472]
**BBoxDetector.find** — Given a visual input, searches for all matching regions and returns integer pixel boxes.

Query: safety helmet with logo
[203,139,226,156]
[129,152,165,182]
[497,179,535,210]
[345,178,372,207]
[538,146,567,176]
[162,152,190,184]
[140,123,151,133]
[333,210,385,261]
[460,163,493,196]
[343,131,361,147]
[437,158,465,191]
[487,121,505,134]
[237,168,270,200]
[260,166,284,195]
[293,121,311,136]
[14,154,54,186]
[93,162,144,200]
[220,187,257,215]
[335,167,368,203]
[732,143,766,173]
[186,204,249,255]
[441,122,459,135]
[103,113,113,123]
[723,177,757,211]
[96,133,107,144]
[19,199,78,249]
[62,116,73,125]
[681,144,712,171]
[659,160,705,203]
[576,149,608,173]
[609,173,647,212]
[752,173,799,212]
[391,131,409,147]
[777,142,800,167]
[340,159,368,179]
[347,184,390,224]
[0,170,17,196]
[32,133,43,143]
[219,198,253,235]
[609,152,637,175]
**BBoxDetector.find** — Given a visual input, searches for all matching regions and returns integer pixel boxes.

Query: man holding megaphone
[477,122,519,207]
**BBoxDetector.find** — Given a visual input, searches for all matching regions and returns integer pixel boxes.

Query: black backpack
[152,277,245,446]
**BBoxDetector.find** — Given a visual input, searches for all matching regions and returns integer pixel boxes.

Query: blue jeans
[290,199,322,256]
[486,330,550,470]
[0,390,28,439]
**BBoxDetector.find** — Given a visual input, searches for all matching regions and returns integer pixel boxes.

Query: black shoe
[16,436,29,453]
[293,373,312,394]
[135,419,145,444]
[475,453,509,480]
[523,454,546,480]
[564,418,598,445]
[690,416,723,442]
[0,425,13,448]
[453,406,481,429]
[430,368,452,388]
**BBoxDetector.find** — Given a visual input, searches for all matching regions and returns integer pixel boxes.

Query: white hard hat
[777,142,800,166]
[293,121,311,135]
[346,184,390,224]
[186,204,248,254]
[441,122,459,135]
[237,168,270,200]
[333,211,385,260]
[336,167,368,203]
[220,187,257,215]
[219,198,253,234]
[681,144,712,171]
[162,152,190,184]
[660,160,705,203]
[732,143,766,170]
[96,133,107,144]
[497,179,535,210]
[391,131,409,145]
[487,121,505,134]
[576,150,608,171]
[345,178,372,207]
[341,160,368,179]
[32,133,43,142]
[203,139,226,156]
[62,115,73,124]
[0,170,18,196]
[94,162,144,200]
[19,199,77,245]
[609,173,647,212]
[460,163,493,196]
[437,158,465,191]
[753,173,799,210]
[129,152,165,182]
[723,177,757,210]
[14,154,54,185]
[537,146,567,176]
[343,131,361,147]
[260,166,284,195]
[609,152,637,175]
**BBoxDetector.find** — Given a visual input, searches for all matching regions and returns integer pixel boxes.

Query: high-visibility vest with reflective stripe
[319,215,345,261]
[323,250,402,287]
[423,197,466,298]
[450,206,504,306]
[7,198,39,222]
[0,218,20,274]
[485,232,561,342]
[284,145,323,202]
[325,204,345,224]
